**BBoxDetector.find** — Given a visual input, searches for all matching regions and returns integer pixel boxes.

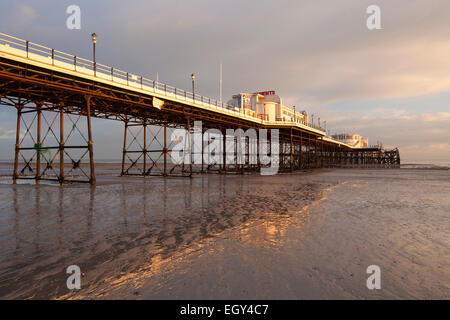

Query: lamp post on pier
[91,33,97,76]
[191,73,196,102]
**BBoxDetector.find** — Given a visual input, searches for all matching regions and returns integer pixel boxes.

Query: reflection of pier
[2,174,303,298]
[0,33,400,184]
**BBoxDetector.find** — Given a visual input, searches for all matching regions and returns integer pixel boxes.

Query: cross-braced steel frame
[121,117,193,177]
[0,56,400,185]
[4,96,95,184]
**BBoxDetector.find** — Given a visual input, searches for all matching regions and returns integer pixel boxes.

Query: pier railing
[0,32,326,133]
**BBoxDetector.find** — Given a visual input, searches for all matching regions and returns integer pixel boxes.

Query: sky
[0,0,449,163]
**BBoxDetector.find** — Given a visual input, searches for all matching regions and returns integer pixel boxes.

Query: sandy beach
[0,166,448,299]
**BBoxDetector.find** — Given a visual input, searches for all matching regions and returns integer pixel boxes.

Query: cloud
[3,4,38,30]
[16,4,37,21]
[0,125,16,139]
[314,106,450,161]
[401,143,450,164]
[0,0,450,163]
[92,0,450,109]
[421,112,450,122]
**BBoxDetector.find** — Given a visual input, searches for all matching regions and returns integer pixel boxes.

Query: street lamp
[293,105,296,122]
[91,33,97,76]
[191,73,195,102]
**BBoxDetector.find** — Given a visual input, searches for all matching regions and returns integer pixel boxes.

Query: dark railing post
[74,56,77,71]
[111,67,114,81]
[126,72,129,86]
[51,49,54,65]
[140,76,143,89]
[26,40,29,58]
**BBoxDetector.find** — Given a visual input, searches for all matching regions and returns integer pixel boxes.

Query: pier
[0,33,400,185]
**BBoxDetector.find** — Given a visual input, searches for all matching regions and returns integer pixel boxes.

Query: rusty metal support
[201,127,205,174]
[13,104,22,184]
[36,103,42,184]
[59,104,64,184]
[121,120,128,176]
[86,96,96,185]
[143,121,147,176]
[222,128,227,173]
[187,117,193,177]
[163,119,167,177]
[290,128,293,172]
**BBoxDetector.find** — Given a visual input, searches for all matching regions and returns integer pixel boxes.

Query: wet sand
[0,166,448,299]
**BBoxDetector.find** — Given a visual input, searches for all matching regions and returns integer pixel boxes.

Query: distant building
[227,91,308,124]
[331,133,369,148]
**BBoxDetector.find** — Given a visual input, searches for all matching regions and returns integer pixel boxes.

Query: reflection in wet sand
[0,166,449,299]
[0,169,325,299]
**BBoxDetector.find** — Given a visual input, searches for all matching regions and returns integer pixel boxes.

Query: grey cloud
[1,0,450,162]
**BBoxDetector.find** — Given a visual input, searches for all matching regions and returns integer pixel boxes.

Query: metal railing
[0,32,326,134]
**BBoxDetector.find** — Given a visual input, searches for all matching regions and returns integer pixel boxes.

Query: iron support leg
[59,105,64,184]
[86,96,96,185]
[13,105,22,184]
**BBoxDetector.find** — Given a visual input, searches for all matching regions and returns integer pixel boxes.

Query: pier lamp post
[293,105,296,122]
[191,73,196,102]
[91,33,97,76]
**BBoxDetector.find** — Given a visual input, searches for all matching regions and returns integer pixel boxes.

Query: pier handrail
[0,32,327,134]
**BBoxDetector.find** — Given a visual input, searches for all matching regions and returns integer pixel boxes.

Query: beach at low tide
[0,165,448,299]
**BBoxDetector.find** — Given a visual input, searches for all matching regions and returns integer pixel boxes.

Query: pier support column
[13,104,23,184]
[222,128,227,173]
[201,126,205,174]
[163,119,167,177]
[143,121,147,177]
[186,117,193,177]
[290,128,293,172]
[86,96,96,185]
[299,134,303,169]
[319,138,323,168]
[36,103,42,184]
[59,104,64,184]
[121,120,128,176]
[314,138,318,168]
